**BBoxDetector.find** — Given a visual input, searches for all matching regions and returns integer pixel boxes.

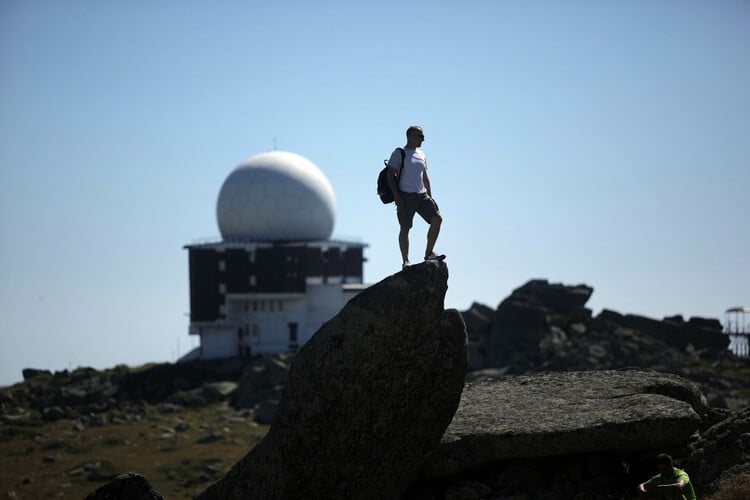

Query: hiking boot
[424,252,446,262]
[402,261,410,270]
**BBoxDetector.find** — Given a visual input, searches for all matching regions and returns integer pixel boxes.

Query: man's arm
[423,170,432,198]
[387,169,402,208]
[656,479,686,492]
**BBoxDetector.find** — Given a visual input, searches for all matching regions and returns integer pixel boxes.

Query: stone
[89,414,106,427]
[174,420,191,432]
[444,481,493,500]
[622,314,729,352]
[253,400,278,425]
[197,261,467,500]
[21,368,51,381]
[421,369,707,479]
[687,406,750,490]
[461,302,494,338]
[232,356,290,410]
[84,472,163,500]
[201,381,238,401]
[157,403,183,414]
[0,389,15,404]
[510,279,594,313]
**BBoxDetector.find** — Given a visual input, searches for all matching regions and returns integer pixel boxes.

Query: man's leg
[425,214,442,257]
[399,226,410,264]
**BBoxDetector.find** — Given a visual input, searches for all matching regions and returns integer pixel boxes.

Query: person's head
[405,125,425,148]
[656,453,674,474]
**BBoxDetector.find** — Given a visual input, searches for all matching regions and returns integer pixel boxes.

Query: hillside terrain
[2,271,749,499]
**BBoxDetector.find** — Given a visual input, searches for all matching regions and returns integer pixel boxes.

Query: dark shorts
[397,191,441,229]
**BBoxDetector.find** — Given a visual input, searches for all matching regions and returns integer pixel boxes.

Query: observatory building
[183,151,367,360]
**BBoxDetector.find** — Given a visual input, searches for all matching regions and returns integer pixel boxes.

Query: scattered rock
[197,434,224,445]
[41,406,75,422]
[201,381,238,401]
[198,261,468,500]
[233,357,290,410]
[22,368,51,381]
[157,403,183,414]
[687,406,750,491]
[421,369,707,479]
[84,472,163,500]
[89,414,106,427]
[0,389,15,404]
[253,400,278,425]
[174,420,191,432]
[73,420,86,432]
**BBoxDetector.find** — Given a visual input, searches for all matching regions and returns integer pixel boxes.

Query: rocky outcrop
[232,355,292,409]
[83,472,163,500]
[198,261,468,500]
[421,369,708,479]
[687,406,750,492]
[463,279,743,408]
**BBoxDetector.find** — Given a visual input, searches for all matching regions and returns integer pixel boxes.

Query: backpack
[377,148,405,204]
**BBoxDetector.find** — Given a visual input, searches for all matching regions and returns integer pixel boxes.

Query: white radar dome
[216,151,336,241]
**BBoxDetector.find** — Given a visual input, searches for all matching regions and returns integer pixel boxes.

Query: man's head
[406,125,424,148]
[656,453,674,474]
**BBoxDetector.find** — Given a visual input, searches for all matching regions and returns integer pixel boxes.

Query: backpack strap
[397,147,405,190]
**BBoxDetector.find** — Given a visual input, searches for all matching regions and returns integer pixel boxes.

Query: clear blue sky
[1,1,748,385]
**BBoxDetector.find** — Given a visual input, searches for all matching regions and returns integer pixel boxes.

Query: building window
[244,302,249,312]
[218,260,226,272]
[237,328,242,340]
[248,250,255,263]
[269,301,275,312]
[252,324,259,337]
[260,301,265,312]
[218,283,226,294]
[252,301,258,312]
[278,300,283,312]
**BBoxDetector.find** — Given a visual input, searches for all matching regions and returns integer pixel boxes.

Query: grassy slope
[1,402,268,499]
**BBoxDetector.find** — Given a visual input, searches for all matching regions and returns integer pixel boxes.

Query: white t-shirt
[387,147,427,194]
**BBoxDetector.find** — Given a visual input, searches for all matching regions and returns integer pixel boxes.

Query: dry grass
[0,403,267,499]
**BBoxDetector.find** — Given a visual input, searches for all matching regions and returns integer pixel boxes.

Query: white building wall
[302,284,352,346]
[193,285,361,358]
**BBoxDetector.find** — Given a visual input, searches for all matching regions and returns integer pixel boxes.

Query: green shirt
[646,468,697,500]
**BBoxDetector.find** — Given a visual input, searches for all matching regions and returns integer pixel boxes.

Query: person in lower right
[638,453,696,500]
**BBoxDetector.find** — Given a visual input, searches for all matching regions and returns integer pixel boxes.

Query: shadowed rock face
[421,369,708,479]
[198,260,468,500]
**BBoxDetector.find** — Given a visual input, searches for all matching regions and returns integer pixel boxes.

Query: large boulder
[481,280,594,370]
[421,369,708,479]
[621,314,729,352]
[198,261,468,500]
[511,279,593,314]
[687,406,750,491]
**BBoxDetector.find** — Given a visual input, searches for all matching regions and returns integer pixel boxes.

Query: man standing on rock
[386,125,445,269]
[638,453,696,500]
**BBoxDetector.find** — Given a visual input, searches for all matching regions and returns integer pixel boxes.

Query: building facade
[183,150,367,360]
[185,239,366,359]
